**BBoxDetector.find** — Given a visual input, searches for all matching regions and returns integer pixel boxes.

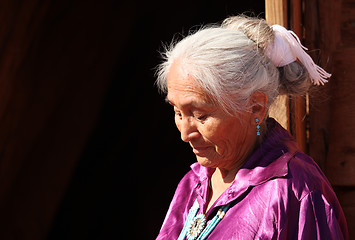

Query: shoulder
[279,152,348,239]
[157,163,205,239]
[175,169,199,192]
[170,163,203,202]
[288,151,334,201]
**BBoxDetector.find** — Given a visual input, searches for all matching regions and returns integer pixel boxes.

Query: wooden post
[289,0,307,152]
[265,0,287,26]
[265,0,308,153]
[265,0,289,131]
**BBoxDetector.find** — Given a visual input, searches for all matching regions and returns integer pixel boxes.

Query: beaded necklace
[177,199,230,240]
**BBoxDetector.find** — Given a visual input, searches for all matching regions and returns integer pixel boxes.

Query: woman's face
[167,62,258,170]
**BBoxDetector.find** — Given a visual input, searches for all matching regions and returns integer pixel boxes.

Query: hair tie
[265,24,331,85]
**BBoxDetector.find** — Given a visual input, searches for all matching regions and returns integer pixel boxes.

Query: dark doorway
[47,1,264,239]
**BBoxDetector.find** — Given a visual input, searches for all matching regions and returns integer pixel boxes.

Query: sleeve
[295,190,348,240]
[156,172,197,240]
[156,186,186,240]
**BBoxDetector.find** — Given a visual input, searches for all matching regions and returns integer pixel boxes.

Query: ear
[249,91,268,122]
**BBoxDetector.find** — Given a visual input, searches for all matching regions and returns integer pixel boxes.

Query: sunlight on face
[166,61,257,170]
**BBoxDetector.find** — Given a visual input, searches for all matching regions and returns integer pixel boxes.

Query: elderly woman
[155,16,348,240]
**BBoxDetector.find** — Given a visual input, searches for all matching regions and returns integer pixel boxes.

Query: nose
[179,117,200,142]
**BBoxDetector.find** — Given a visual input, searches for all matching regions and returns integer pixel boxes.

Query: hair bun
[221,15,274,50]
[266,24,331,85]
[278,61,311,95]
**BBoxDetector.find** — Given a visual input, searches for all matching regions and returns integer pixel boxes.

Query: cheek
[215,133,237,156]
[222,121,254,156]
[197,122,227,148]
[204,120,246,155]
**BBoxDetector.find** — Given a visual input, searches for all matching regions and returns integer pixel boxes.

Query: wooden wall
[268,0,355,238]
[305,0,355,238]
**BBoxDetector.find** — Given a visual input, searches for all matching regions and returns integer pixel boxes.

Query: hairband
[265,24,331,85]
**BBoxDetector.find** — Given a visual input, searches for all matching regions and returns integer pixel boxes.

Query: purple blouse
[157,119,348,240]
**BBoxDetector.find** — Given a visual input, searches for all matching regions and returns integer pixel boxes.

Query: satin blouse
[157,118,348,240]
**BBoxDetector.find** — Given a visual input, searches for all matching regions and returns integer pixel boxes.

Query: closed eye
[174,109,182,119]
[197,115,207,121]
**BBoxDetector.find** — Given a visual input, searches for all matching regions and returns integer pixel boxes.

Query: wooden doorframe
[265,0,307,153]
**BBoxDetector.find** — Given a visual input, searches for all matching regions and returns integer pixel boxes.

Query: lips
[191,145,212,155]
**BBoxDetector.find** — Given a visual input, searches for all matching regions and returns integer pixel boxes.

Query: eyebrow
[165,96,214,109]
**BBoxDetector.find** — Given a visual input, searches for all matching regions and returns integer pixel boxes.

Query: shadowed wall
[0,1,263,239]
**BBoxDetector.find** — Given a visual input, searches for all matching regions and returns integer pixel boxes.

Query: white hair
[156,16,310,115]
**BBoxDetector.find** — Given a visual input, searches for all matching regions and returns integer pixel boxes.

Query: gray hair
[156,16,310,115]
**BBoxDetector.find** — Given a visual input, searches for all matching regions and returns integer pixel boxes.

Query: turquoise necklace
[177,199,230,240]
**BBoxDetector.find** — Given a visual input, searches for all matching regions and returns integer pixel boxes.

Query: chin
[196,156,216,168]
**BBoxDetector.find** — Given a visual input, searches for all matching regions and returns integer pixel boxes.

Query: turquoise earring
[256,118,260,136]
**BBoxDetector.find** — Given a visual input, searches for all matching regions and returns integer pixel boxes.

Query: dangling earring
[256,118,261,136]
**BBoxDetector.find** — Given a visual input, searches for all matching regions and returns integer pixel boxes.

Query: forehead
[166,61,212,107]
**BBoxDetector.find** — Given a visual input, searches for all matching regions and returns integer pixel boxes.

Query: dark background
[0,0,263,239]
